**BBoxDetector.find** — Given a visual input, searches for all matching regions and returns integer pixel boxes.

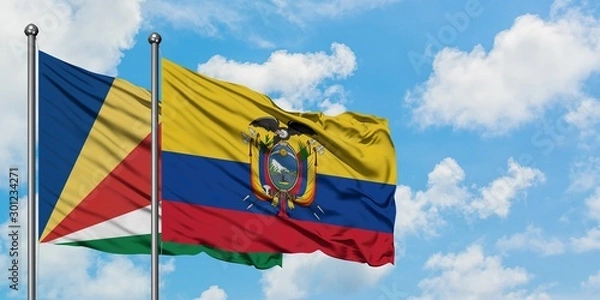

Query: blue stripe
[39,51,114,237]
[162,151,396,233]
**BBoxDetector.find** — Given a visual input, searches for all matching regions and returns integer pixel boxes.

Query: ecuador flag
[38,51,282,269]
[161,58,397,266]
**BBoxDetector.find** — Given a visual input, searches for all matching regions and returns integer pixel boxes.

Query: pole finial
[148,32,162,44]
[24,23,39,36]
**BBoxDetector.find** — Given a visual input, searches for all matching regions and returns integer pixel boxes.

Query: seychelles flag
[38,51,281,269]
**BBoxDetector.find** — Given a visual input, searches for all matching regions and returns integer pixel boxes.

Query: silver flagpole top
[24,23,39,36]
[148,32,162,44]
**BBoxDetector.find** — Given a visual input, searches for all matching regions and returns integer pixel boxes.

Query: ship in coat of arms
[241,116,325,219]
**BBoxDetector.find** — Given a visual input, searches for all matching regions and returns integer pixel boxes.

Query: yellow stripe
[162,58,396,185]
[40,78,155,241]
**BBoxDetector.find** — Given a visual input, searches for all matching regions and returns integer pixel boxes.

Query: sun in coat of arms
[241,116,325,219]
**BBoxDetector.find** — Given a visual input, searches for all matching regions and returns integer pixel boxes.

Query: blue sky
[1,0,600,299]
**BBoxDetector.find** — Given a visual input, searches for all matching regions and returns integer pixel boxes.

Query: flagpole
[25,23,39,300]
[148,32,162,300]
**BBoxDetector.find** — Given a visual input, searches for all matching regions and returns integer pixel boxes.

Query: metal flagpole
[148,32,162,300]
[25,23,39,300]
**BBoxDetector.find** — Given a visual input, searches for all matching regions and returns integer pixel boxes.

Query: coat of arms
[241,116,325,219]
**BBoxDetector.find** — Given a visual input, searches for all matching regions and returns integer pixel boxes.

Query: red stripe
[42,126,161,242]
[162,200,395,266]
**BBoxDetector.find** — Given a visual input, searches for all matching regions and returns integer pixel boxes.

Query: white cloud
[38,247,150,300]
[318,99,347,116]
[564,98,600,136]
[495,225,565,256]
[194,285,228,300]
[504,290,552,300]
[424,157,470,208]
[0,202,174,299]
[394,158,468,237]
[317,85,348,116]
[568,156,600,193]
[570,187,600,253]
[395,157,545,238]
[571,227,600,253]
[584,188,600,221]
[550,0,574,15]
[546,269,600,299]
[581,270,600,290]
[0,0,144,184]
[408,244,549,300]
[197,43,356,113]
[160,258,176,274]
[469,158,546,218]
[260,252,393,300]
[405,4,600,135]
[394,185,443,238]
